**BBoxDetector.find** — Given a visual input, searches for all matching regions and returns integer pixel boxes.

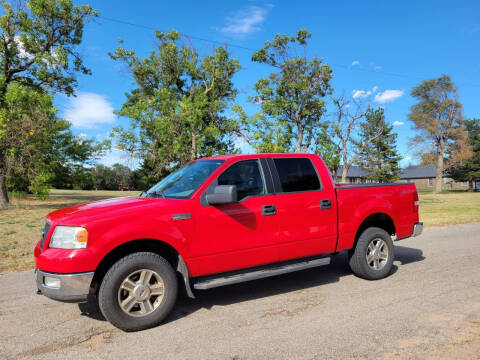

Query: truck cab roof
[200,153,316,161]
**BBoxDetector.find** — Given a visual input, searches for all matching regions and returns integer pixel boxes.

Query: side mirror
[206,185,237,205]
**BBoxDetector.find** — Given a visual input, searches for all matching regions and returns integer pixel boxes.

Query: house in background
[335,166,369,184]
[397,165,437,189]
[398,165,468,190]
[335,164,470,190]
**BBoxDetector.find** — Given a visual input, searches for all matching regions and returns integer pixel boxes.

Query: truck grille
[40,221,51,250]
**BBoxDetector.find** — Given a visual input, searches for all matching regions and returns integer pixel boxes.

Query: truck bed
[335,182,418,251]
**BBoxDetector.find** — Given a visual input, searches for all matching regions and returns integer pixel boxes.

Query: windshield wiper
[148,190,166,198]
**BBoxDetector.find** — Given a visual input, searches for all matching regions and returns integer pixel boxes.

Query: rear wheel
[348,227,394,280]
[98,252,177,331]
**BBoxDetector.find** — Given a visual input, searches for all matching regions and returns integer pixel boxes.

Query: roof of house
[399,165,437,179]
[335,165,367,178]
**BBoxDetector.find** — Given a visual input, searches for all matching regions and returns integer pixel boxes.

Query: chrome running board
[193,255,331,290]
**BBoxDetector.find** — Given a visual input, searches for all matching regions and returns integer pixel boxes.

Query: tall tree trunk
[296,123,303,153]
[340,149,348,184]
[341,166,348,184]
[468,179,474,192]
[435,146,444,194]
[0,166,9,208]
[191,131,197,161]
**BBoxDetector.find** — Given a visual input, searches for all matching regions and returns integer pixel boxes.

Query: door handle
[262,205,277,216]
[320,199,332,209]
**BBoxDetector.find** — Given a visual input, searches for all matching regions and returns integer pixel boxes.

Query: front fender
[96,222,189,258]
[36,214,194,274]
[90,212,194,267]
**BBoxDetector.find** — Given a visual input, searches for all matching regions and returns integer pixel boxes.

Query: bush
[28,171,53,200]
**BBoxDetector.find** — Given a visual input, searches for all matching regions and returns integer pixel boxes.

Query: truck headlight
[49,226,88,249]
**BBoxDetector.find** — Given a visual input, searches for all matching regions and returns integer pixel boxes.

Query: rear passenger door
[268,157,337,261]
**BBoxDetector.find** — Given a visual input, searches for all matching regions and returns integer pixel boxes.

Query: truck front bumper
[35,269,94,303]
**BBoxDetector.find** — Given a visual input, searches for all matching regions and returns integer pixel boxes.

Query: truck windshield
[143,160,225,199]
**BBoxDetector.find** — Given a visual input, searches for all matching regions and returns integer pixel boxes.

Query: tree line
[51,163,146,192]
[1,0,479,208]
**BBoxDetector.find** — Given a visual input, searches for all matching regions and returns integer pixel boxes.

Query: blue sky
[57,0,480,168]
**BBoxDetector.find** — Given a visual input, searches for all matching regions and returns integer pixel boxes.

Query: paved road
[1,223,480,360]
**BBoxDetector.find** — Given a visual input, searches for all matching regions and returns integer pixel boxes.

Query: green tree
[355,108,402,182]
[0,0,97,206]
[70,164,93,190]
[445,119,480,191]
[110,30,240,182]
[130,168,150,191]
[2,84,56,193]
[90,163,134,191]
[241,29,332,153]
[3,84,104,195]
[314,125,340,175]
[408,75,471,193]
[49,132,106,190]
[111,163,133,190]
[28,170,53,199]
[91,164,114,190]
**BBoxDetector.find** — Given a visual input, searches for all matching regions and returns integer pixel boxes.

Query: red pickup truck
[35,153,422,331]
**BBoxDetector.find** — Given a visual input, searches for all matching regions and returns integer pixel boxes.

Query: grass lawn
[0,189,139,273]
[0,188,479,273]
[419,191,480,227]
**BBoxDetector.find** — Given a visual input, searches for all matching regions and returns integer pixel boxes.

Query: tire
[348,227,394,280]
[98,252,178,332]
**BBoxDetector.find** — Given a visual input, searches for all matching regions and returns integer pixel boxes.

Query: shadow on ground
[394,245,425,265]
[78,245,425,325]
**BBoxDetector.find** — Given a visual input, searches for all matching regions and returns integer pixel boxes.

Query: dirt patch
[15,327,120,359]
[261,290,325,319]
[381,302,480,359]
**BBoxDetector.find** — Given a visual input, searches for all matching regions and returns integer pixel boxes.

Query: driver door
[189,159,280,276]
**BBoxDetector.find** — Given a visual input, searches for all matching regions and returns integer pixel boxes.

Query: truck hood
[46,196,175,225]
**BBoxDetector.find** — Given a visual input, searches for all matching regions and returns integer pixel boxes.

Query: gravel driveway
[1,223,479,359]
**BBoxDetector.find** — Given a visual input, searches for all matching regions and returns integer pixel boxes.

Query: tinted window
[218,160,265,201]
[274,158,321,192]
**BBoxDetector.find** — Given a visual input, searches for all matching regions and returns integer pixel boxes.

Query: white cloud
[64,93,115,129]
[393,121,404,126]
[374,89,404,104]
[220,5,271,37]
[352,86,378,99]
[351,60,360,67]
[352,89,371,99]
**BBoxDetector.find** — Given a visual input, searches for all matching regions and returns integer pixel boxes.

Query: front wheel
[348,227,394,280]
[98,252,178,331]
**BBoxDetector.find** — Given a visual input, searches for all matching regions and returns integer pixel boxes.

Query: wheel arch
[352,212,396,250]
[90,238,193,298]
